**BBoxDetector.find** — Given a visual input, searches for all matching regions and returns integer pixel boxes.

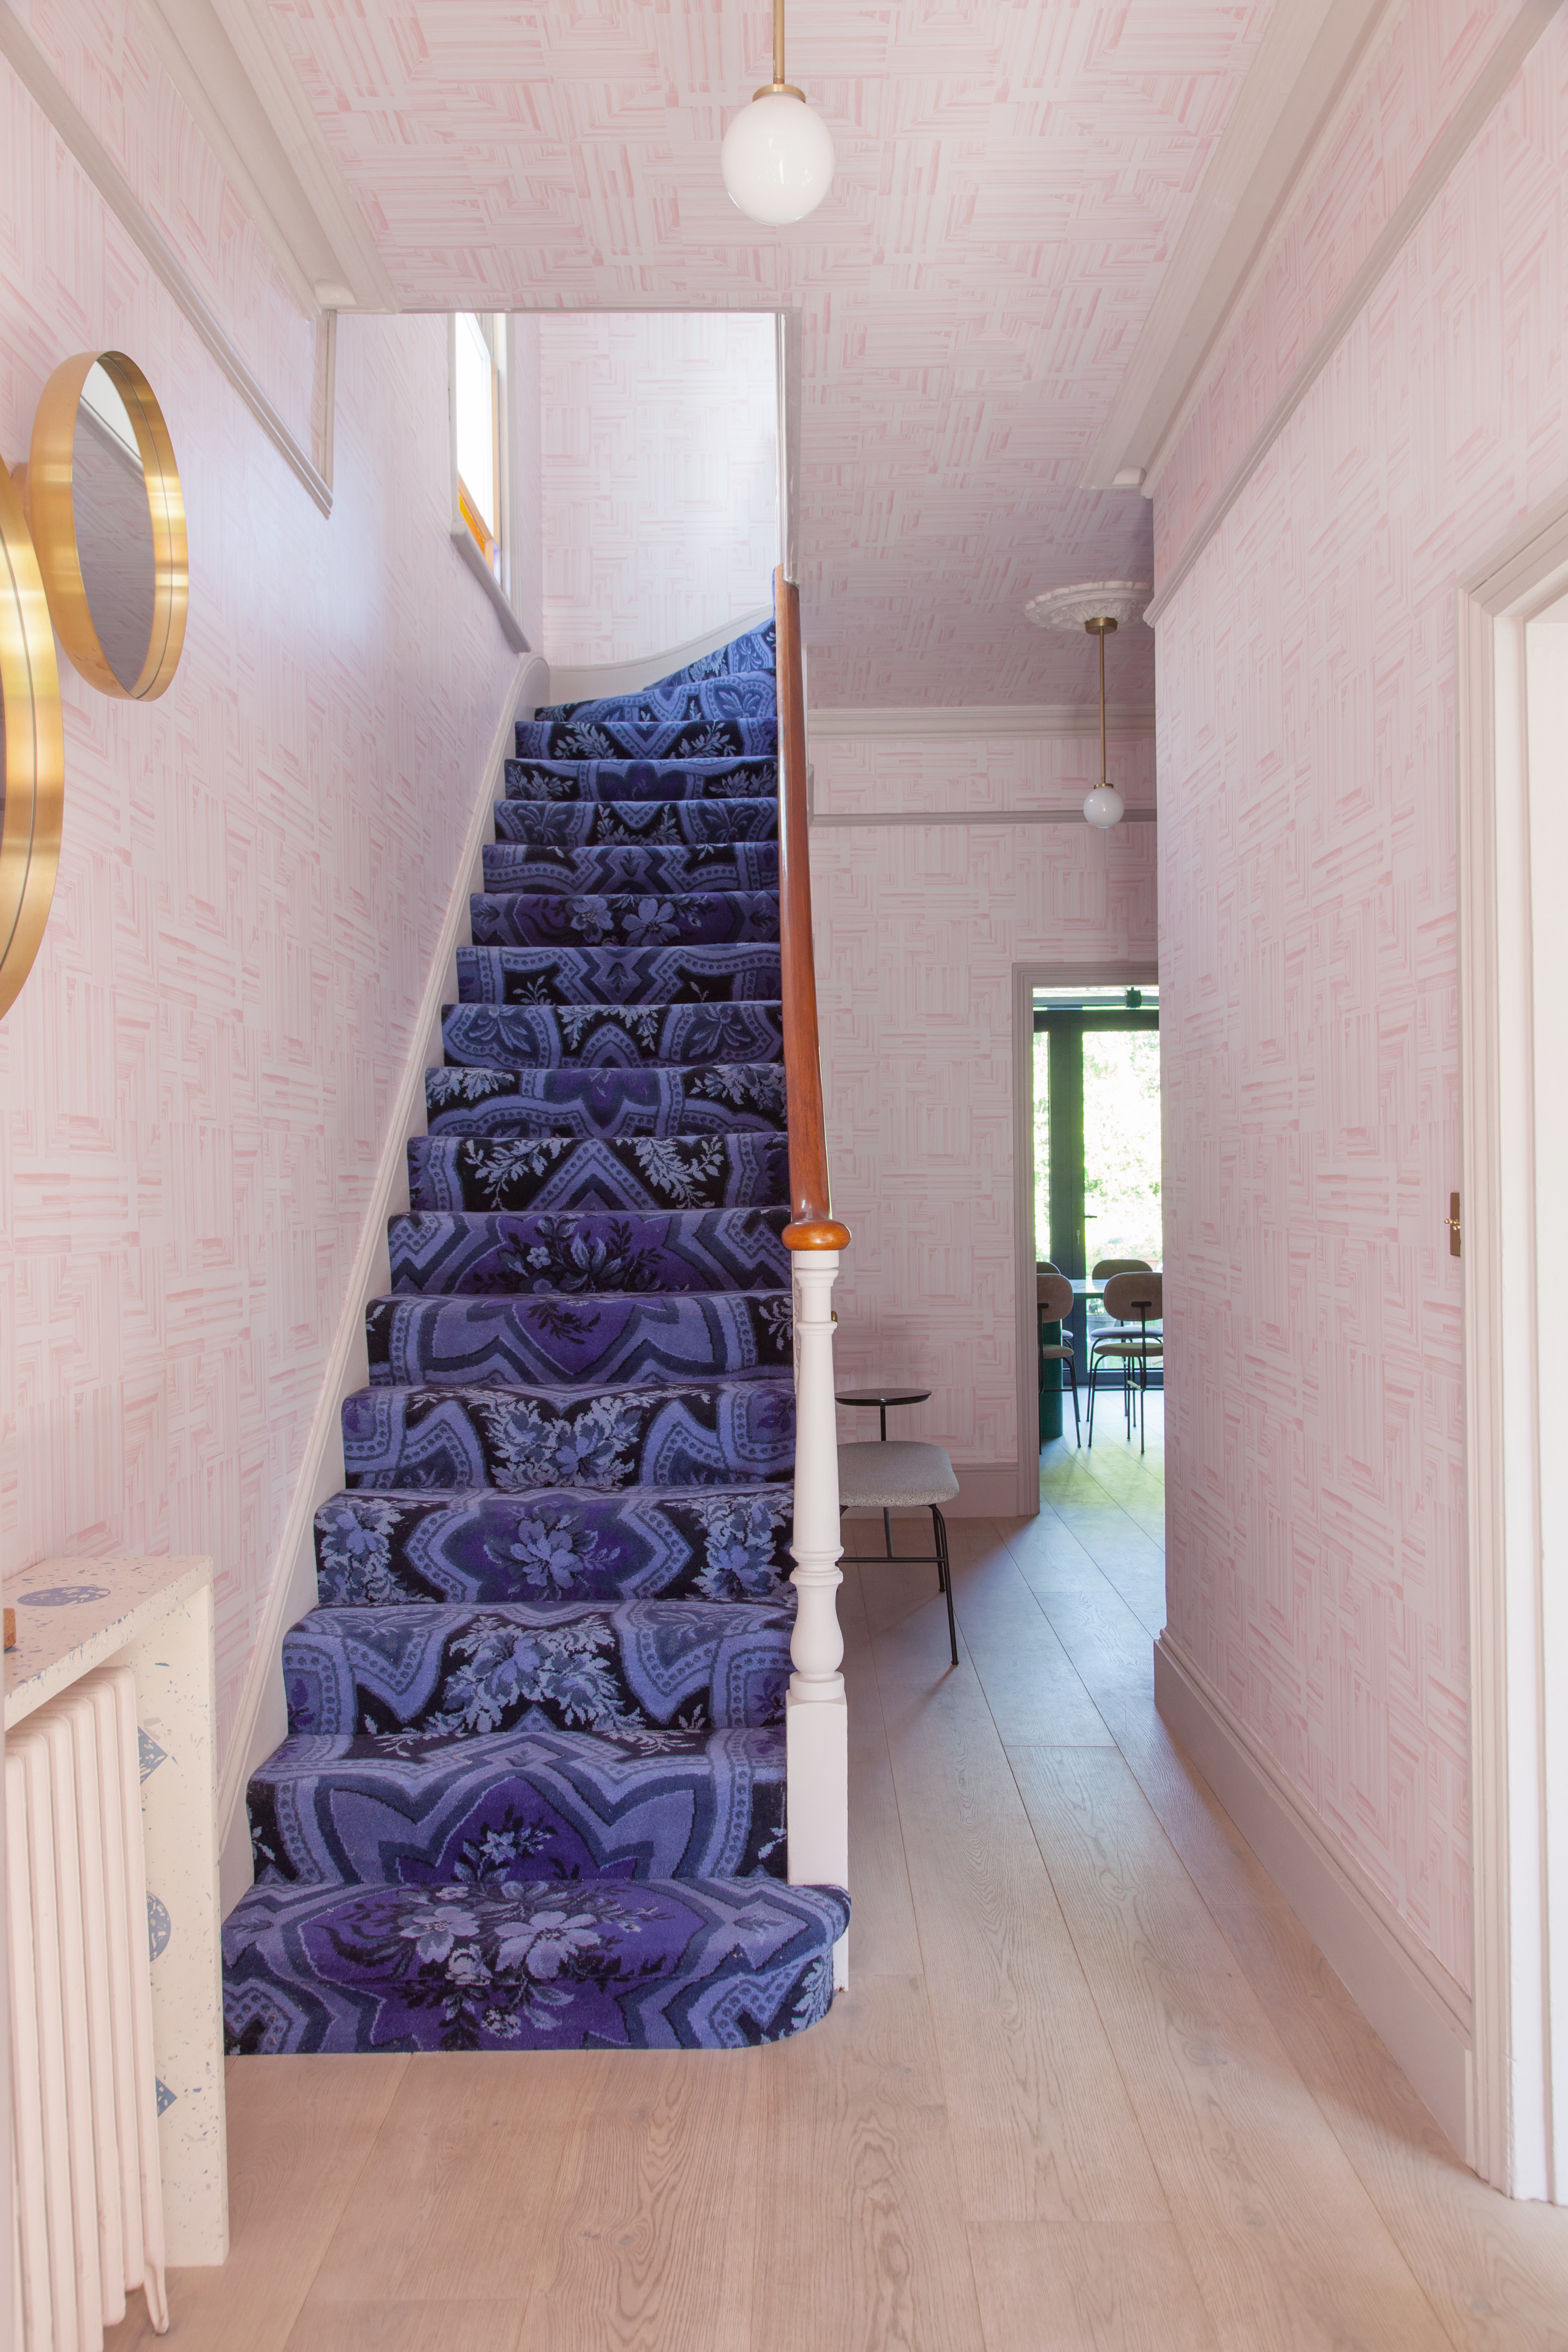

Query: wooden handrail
[775,566,850,1253]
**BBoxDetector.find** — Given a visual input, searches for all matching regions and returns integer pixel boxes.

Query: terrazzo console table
[5,1555,230,2266]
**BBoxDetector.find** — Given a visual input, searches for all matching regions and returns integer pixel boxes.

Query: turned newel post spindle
[774,566,851,1961]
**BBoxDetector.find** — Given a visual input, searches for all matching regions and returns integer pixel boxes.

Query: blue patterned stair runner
[223,616,847,2053]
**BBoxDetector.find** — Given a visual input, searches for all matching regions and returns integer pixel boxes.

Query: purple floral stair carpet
[223,615,849,2052]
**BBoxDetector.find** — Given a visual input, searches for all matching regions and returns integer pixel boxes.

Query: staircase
[221,609,851,2054]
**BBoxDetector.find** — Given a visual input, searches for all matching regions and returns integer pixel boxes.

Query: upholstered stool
[837,1440,960,1666]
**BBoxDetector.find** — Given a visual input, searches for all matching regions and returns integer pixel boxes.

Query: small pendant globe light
[1081,618,1125,830]
[1022,581,1152,830]
[722,0,835,226]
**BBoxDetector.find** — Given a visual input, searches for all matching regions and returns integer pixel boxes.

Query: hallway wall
[538,311,779,668]
[812,729,1157,1499]
[1153,0,1568,1995]
[0,15,525,1761]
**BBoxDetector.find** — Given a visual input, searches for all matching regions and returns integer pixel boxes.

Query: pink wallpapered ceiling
[263,0,1279,705]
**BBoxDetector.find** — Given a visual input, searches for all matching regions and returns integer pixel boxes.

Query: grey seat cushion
[838,1439,959,1508]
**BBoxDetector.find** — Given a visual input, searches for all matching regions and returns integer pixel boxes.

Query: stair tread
[223,1873,844,2055]
[494,797,778,844]
[456,944,782,1005]
[387,1205,790,1295]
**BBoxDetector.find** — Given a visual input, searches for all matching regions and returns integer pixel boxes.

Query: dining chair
[1036,1269,1080,1445]
[1088,1270,1163,1454]
[837,1441,960,1666]
[1090,1257,1152,1280]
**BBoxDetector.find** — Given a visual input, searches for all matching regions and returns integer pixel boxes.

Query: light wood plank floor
[109,1406,1568,2350]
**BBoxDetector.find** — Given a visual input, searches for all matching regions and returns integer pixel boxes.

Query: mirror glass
[72,362,157,692]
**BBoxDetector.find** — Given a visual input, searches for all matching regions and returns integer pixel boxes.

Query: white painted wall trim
[1456,483,1568,2201]
[1010,959,1159,1518]
[1084,0,1399,491]
[129,0,400,316]
[808,703,1154,743]
[812,807,1156,830]
[216,647,552,1913]
[544,605,776,705]
[1154,1632,1475,2164]
[1145,0,1565,626]
[0,0,335,513]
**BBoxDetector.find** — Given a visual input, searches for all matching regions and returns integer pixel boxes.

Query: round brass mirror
[23,351,188,700]
[0,464,64,1020]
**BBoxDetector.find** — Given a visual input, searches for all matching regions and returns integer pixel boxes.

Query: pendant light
[1022,581,1152,830]
[722,0,835,225]
[1082,618,1124,829]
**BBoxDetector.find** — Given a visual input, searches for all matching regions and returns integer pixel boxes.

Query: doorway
[1457,487,1568,2200]
[1010,962,1158,1507]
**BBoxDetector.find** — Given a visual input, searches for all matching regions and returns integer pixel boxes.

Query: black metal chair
[1088,1270,1163,1455]
[1037,1268,1081,1445]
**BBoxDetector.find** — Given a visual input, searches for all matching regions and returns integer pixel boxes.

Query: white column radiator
[7,1663,169,2349]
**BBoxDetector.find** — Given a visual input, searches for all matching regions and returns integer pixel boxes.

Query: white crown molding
[216,647,552,1913]
[129,0,400,316]
[544,605,775,703]
[811,806,1156,828]
[1146,0,1565,627]
[807,704,1155,742]
[0,0,333,512]
[1083,0,1400,494]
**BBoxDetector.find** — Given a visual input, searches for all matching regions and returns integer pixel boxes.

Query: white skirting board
[1153,1632,1474,2166]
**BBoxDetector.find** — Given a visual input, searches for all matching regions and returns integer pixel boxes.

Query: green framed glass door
[1034,997,1160,1439]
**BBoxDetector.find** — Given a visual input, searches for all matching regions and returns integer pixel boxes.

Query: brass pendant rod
[1099,624,1107,787]
[774,0,785,89]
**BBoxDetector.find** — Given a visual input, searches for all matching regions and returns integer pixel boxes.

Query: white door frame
[1011,958,1160,1517]
[1457,484,1568,2200]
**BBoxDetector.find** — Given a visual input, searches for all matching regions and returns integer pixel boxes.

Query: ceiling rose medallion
[722,0,835,225]
[1025,582,1152,830]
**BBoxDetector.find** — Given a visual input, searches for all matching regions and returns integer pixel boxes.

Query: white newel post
[786,1247,849,1985]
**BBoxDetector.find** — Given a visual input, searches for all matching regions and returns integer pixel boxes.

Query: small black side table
[835,1389,933,1559]
[835,1387,932,1441]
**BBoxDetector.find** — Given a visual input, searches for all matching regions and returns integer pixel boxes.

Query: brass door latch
[1447,1192,1462,1258]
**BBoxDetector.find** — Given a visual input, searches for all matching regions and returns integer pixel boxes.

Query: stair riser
[342,1378,796,1492]
[387,1208,791,1296]
[470,890,779,950]
[534,660,776,723]
[482,842,779,894]
[223,1873,845,2058]
[314,1486,795,1609]
[409,1133,790,1214]
[507,748,776,792]
[424,1064,786,1140]
[441,1001,784,1072]
[366,1293,792,1390]
[494,798,778,846]
[284,1600,793,1739]
[456,944,783,1006]
[247,1722,787,1890]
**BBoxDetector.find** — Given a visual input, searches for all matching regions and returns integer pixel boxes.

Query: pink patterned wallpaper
[1154,1,1568,1991]
[812,733,1157,1474]
[539,312,778,668]
[259,0,1283,708]
[0,34,521,1761]
[9,0,317,454]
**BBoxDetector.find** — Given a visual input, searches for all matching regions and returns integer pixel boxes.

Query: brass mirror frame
[23,350,188,701]
[0,462,64,1020]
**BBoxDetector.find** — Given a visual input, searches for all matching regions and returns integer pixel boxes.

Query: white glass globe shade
[1083,784,1125,830]
[722,92,835,224]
